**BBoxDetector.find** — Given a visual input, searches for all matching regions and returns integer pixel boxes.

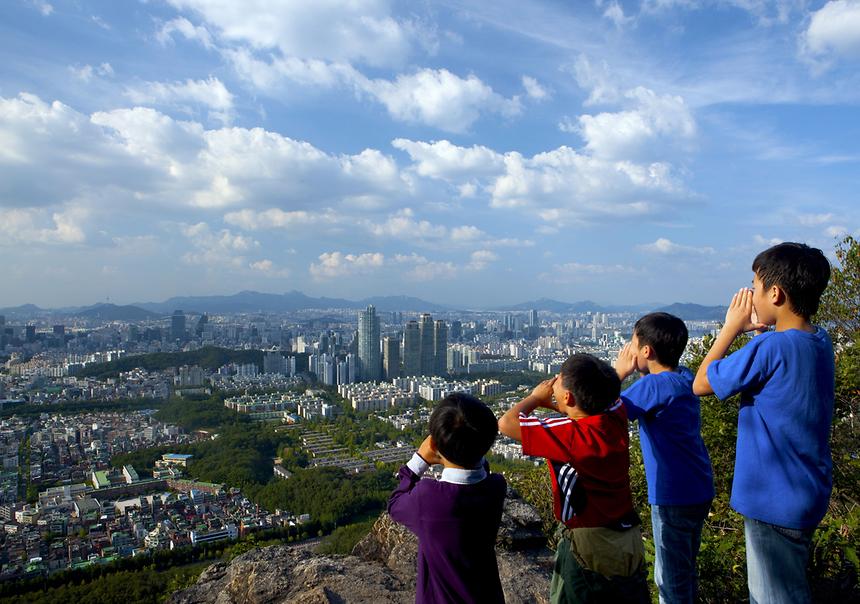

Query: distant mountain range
[0,291,726,320]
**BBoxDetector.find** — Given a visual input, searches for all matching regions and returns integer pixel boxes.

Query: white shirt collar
[440,463,487,485]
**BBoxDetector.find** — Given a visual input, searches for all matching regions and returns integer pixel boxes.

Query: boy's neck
[774,310,814,333]
[645,360,674,375]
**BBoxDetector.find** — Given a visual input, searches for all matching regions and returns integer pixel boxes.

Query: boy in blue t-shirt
[616,312,714,604]
[693,242,833,604]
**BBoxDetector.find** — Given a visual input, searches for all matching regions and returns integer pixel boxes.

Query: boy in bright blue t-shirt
[616,312,714,604]
[694,242,833,604]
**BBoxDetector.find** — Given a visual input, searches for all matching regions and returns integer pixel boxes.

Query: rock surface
[169,490,554,604]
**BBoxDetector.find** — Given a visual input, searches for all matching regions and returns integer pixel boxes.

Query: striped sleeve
[519,413,576,462]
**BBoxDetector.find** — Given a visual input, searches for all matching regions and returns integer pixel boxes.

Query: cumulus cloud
[522,76,549,100]
[540,260,635,283]
[157,16,214,50]
[466,250,499,270]
[802,0,860,70]
[365,208,447,240]
[124,77,234,124]
[0,206,87,245]
[753,234,784,246]
[795,212,835,227]
[392,139,504,180]
[637,237,715,255]
[393,253,459,281]
[31,1,53,16]
[310,251,385,280]
[367,68,521,133]
[576,87,696,161]
[249,258,290,277]
[181,222,259,267]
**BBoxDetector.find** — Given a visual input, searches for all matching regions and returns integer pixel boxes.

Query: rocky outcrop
[169,489,554,604]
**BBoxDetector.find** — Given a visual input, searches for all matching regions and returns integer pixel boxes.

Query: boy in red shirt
[499,353,649,603]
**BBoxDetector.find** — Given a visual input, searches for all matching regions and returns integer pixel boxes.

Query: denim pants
[650,501,711,604]
[744,516,815,604]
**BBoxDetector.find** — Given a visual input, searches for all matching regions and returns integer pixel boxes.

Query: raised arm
[693,288,763,395]
[498,377,557,442]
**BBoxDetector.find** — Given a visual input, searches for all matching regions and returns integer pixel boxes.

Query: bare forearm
[693,328,738,395]
[498,395,542,442]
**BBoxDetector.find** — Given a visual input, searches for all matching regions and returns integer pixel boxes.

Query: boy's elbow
[497,416,519,441]
[692,373,712,396]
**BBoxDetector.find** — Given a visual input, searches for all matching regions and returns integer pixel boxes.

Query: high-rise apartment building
[357,305,381,382]
[419,313,435,376]
[403,321,421,377]
[449,320,462,342]
[433,320,447,376]
[383,335,401,381]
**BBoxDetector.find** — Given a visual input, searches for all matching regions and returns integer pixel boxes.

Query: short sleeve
[707,334,772,401]
[519,414,576,463]
[621,376,657,422]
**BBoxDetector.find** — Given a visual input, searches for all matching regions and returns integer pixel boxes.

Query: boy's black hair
[752,242,831,319]
[429,393,498,468]
[559,354,621,415]
[634,312,688,369]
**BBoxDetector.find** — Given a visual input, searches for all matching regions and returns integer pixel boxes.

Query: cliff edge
[168,489,554,603]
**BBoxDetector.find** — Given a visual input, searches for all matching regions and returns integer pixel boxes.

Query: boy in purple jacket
[388,393,507,603]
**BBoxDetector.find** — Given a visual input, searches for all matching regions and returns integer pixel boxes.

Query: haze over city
[1,0,859,308]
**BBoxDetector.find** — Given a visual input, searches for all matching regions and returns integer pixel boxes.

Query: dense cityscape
[0,298,722,581]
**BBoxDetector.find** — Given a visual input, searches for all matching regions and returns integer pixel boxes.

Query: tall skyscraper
[433,320,447,376]
[449,320,462,342]
[383,335,401,381]
[419,313,435,376]
[25,325,36,343]
[403,321,421,376]
[171,310,186,342]
[529,309,539,327]
[358,305,381,382]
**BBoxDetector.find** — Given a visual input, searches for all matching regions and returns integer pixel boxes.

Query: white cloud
[31,1,53,16]
[795,212,834,227]
[365,208,448,240]
[181,222,259,267]
[164,0,415,68]
[638,237,714,255]
[572,55,621,106]
[124,77,234,124]
[157,17,214,50]
[466,249,499,270]
[393,253,459,281]
[576,87,696,161]
[249,259,290,277]
[69,63,114,83]
[522,75,549,100]
[309,251,385,280]
[366,69,521,133]
[91,15,111,30]
[224,208,341,230]
[450,225,486,242]
[825,225,849,237]
[392,139,504,180]
[802,0,860,69]
[540,260,635,283]
[600,1,634,28]
[0,206,87,245]
[753,234,784,246]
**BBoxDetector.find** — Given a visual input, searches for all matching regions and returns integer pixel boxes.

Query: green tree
[817,235,860,346]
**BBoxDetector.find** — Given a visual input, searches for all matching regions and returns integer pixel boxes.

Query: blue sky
[1,0,858,308]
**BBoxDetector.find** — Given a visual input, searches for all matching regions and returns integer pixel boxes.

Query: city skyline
[1,1,859,308]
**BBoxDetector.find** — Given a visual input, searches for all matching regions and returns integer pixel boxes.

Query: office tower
[53,325,65,336]
[449,320,462,343]
[530,309,539,327]
[358,305,381,382]
[403,320,421,376]
[171,310,186,342]
[419,313,435,376]
[195,314,208,337]
[433,320,447,376]
[383,335,401,381]
[25,325,36,343]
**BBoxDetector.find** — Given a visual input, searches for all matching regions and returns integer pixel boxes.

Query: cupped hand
[529,377,557,408]
[417,435,443,465]
[616,342,638,380]
[724,288,767,335]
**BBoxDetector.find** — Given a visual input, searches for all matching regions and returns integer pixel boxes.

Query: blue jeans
[744,516,814,604]
[651,501,711,604]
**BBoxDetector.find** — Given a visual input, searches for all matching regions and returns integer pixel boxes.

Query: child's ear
[772,285,786,306]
